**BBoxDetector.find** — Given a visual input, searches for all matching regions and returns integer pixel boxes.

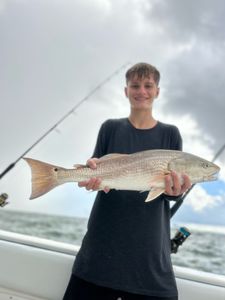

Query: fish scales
[23,149,220,201]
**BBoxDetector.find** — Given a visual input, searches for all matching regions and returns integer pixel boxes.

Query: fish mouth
[204,171,219,181]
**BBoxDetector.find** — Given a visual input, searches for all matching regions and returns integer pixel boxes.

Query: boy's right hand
[78,158,110,193]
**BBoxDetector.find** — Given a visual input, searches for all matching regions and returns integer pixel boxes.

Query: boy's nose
[138,85,147,95]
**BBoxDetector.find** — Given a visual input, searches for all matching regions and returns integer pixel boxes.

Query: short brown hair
[125,62,160,86]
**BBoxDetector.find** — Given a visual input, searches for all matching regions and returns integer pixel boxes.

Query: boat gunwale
[0,229,224,288]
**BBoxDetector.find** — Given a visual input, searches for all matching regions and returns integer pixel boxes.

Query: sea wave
[0,210,224,276]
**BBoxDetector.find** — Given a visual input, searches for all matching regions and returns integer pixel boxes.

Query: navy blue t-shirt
[73,118,182,297]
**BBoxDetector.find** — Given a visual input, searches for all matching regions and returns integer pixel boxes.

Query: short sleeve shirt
[73,118,182,297]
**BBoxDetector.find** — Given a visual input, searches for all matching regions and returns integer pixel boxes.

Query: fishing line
[170,141,225,218]
[0,62,130,181]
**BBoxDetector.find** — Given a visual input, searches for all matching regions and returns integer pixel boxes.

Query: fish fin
[164,170,171,175]
[23,158,62,200]
[98,153,128,162]
[149,171,171,185]
[73,164,86,169]
[145,188,164,202]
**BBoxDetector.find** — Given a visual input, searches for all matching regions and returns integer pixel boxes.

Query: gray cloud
[146,0,225,43]
[1,0,225,218]
[0,0,169,167]
[140,0,225,154]
[163,45,225,149]
[1,0,225,169]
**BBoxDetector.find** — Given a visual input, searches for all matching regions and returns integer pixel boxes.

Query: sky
[1,0,225,226]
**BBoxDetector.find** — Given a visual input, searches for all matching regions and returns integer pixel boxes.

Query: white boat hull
[0,230,224,300]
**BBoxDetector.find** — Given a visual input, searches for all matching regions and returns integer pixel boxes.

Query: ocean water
[0,210,224,276]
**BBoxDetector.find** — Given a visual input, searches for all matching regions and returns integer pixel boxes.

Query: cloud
[0,1,5,13]
[162,46,225,150]
[1,0,225,220]
[139,0,225,153]
[145,0,225,43]
[185,184,224,212]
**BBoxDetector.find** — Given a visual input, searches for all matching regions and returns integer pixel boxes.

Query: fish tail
[24,157,61,200]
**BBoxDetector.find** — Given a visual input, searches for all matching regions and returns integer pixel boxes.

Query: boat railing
[0,229,224,300]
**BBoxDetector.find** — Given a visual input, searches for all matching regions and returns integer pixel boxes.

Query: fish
[24,149,220,202]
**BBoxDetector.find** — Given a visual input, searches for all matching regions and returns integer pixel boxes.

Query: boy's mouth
[134,97,149,101]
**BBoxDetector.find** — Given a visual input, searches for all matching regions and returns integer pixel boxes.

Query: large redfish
[24,149,220,201]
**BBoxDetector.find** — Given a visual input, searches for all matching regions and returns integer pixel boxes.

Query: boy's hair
[125,63,160,86]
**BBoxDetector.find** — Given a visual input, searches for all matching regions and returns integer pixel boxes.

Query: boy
[63,63,191,300]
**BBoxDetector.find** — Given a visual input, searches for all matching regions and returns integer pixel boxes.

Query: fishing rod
[170,141,225,218]
[0,62,130,181]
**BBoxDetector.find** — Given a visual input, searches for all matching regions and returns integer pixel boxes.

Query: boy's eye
[130,84,155,89]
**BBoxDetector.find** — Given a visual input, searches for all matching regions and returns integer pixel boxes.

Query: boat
[0,66,224,299]
[0,229,224,300]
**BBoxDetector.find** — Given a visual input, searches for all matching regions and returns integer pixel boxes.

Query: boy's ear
[156,87,160,98]
[124,86,128,97]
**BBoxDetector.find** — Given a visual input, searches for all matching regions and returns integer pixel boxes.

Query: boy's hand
[78,158,110,193]
[164,171,192,197]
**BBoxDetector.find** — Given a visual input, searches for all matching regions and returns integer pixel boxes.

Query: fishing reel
[171,227,191,254]
[0,193,9,207]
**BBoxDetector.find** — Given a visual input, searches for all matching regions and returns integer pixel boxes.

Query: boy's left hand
[164,171,192,197]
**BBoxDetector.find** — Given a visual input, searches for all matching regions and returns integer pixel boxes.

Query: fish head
[168,155,220,183]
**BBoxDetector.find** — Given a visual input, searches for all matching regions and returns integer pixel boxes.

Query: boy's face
[125,75,159,111]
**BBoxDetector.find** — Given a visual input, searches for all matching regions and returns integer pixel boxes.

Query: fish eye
[201,162,209,169]
[54,168,58,172]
